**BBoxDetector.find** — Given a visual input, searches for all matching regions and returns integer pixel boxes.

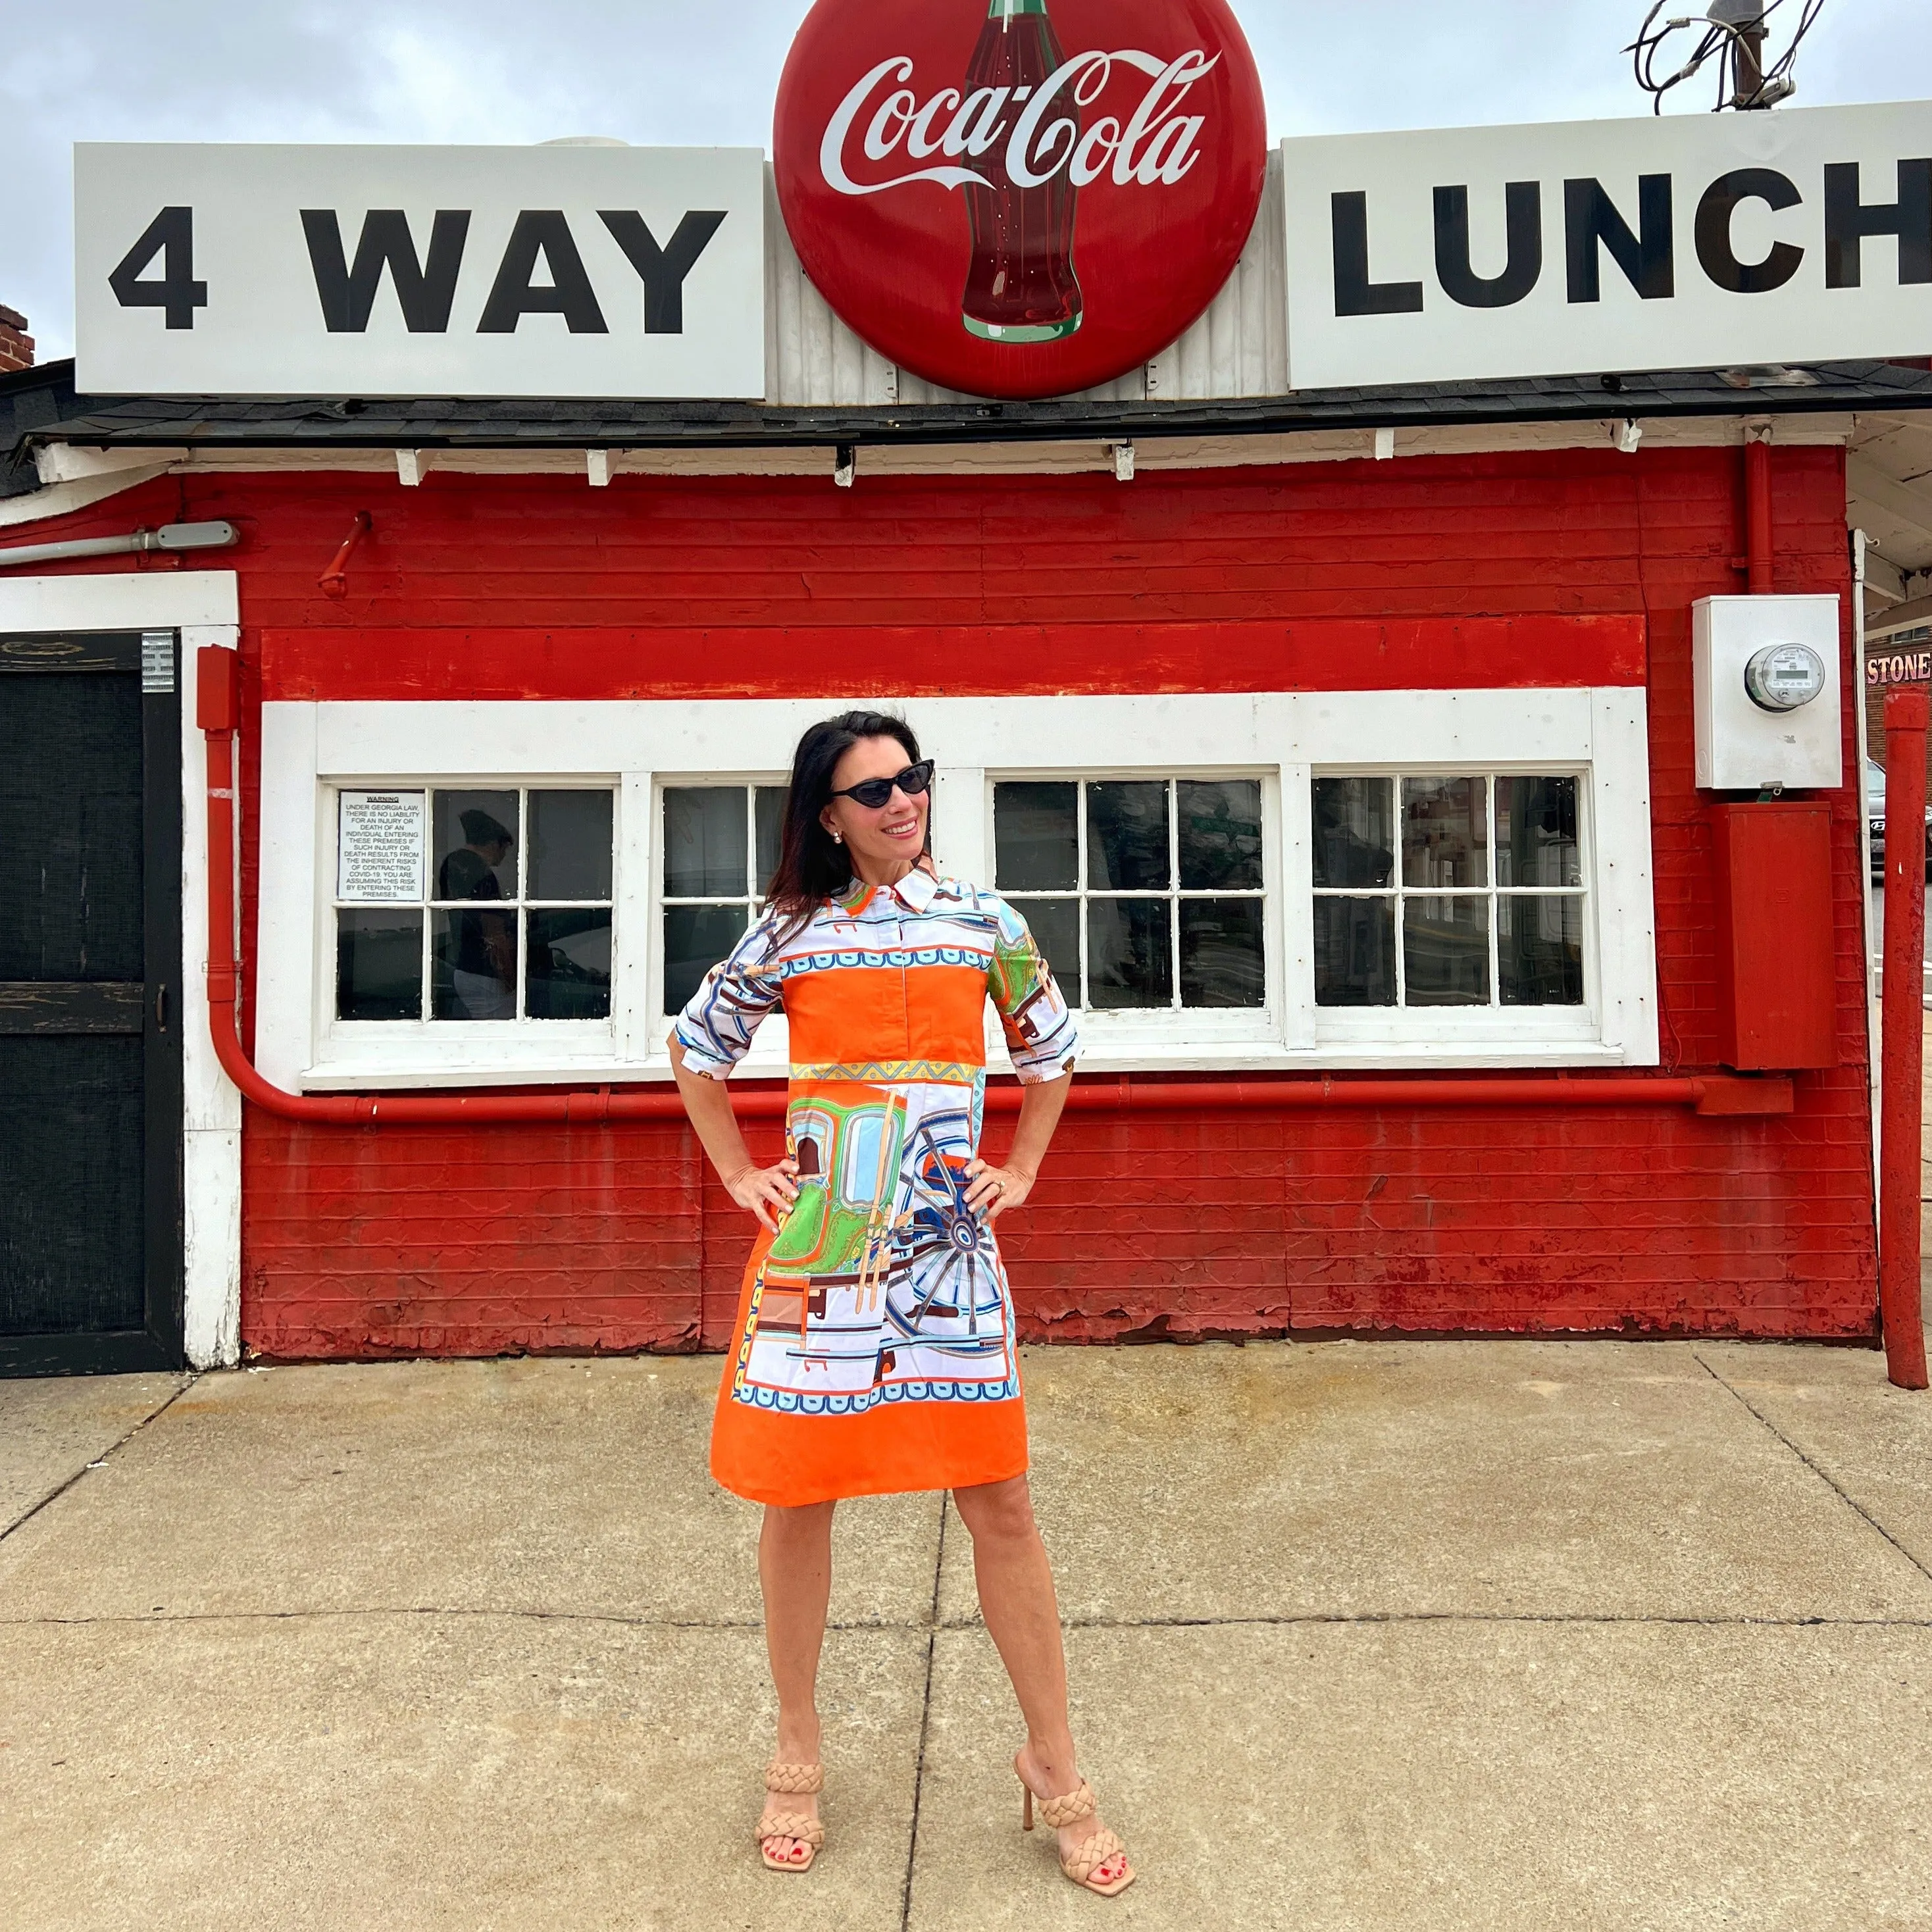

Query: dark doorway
[1,629,184,1375]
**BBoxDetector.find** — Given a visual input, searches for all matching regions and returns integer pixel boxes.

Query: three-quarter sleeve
[672,912,784,1080]
[986,895,1080,1084]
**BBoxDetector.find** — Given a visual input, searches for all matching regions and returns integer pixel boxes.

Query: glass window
[843,1111,888,1206]
[334,787,615,1023]
[1312,774,1585,1009]
[994,776,1267,1011]
[661,782,789,1013]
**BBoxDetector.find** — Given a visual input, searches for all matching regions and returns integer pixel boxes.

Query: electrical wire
[1626,0,1826,114]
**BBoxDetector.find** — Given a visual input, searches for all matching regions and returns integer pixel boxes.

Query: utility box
[1708,801,1837,1070]
[1693,594,1842,791]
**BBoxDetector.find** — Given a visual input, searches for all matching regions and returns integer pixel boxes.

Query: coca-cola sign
[775,0,1267,400]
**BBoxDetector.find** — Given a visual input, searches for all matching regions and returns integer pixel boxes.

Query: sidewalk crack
[7,1604,1929,1635]
[900,1490,946,1932]
[1693,1350,1932,1587]
[1,1373,199,1546]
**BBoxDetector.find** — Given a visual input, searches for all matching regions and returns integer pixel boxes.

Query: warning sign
[338,791,426,902]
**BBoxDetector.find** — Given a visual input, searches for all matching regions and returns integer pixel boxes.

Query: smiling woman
[667,708,1134,1896]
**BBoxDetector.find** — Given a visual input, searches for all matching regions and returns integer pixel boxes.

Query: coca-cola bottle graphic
[961,0,1083,342]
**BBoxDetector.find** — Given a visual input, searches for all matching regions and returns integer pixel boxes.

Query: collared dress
[673,868,1080,1506]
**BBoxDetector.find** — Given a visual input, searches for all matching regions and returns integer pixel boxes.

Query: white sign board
[338,791,426,902]
[74,144,767,398]
[1282,101,1932,388]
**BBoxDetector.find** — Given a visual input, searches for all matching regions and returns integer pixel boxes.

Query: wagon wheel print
[899,1115,996,1337]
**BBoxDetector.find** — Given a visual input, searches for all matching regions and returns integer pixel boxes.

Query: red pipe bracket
[318,511,372,600]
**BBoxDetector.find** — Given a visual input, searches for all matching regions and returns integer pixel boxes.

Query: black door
[1,628,184,1375]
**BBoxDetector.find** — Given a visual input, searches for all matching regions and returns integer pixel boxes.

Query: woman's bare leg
[758,1499,835,1866]
[950,1475,1130,1888]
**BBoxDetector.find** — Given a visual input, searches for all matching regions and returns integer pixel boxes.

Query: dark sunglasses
[827,759,935,810]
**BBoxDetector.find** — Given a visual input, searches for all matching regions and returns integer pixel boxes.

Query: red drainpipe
[1877,687,1931,1388]
[1744,435,1773,594]
[197,648,1790,1125]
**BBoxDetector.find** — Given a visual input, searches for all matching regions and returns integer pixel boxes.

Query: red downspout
[197,648,1791,1125]
[1878,687,1931,1388]
[1744,435,1773,594]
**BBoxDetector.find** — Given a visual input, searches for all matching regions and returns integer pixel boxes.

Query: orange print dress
[673,868,1080,1506]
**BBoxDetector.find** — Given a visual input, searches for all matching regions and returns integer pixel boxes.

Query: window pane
[1311,778,1394,888]
[528,790,613,900]
[1180,898,1265,1008]
[994,782,1078,891]
[1087,782,1171,890]
[755,786,787,896]
[336,909,422,1021]
[843,1111,890,1206]
[432,903,519,1019]
[1312,896,1394,1005]
[1086,898,1173,1008]
[1402,776,1488,888]
[525,908,613,1019]
[432,790,519,901]
[1177,779,1263,890]
[1403,895,1490,1005]
[1018,898,1080,997]
[663,903,748,1015]
[1497,776,1581,888]
[1500,894,1585,1005]
[664,788,748,899]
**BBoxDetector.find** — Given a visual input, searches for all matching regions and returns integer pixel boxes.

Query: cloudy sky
[5,0,1928,360]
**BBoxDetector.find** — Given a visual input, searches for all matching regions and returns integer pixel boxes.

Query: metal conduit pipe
[197,647,1792,1126]
[1744,436,1773,593]
[0,520,239,571]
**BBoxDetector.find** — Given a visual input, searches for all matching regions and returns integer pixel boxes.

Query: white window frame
[985,768,1284,1050]
[648,770,794,1069]
[255,687,1657,1090]
[1308,766,1599,1050]
[326,779,621,1050]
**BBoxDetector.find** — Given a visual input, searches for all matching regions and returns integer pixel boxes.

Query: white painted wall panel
[1150,149,1288,402]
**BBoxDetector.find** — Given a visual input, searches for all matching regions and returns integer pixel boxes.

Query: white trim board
[258,688,1660,1090]
[0,571,242,1369]
[2,413,1860,530]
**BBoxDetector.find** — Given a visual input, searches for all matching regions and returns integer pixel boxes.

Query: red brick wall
[12,445,1876,1351]
[0,305,34,372]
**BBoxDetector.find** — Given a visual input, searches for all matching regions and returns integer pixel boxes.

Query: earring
[832,830,843,844]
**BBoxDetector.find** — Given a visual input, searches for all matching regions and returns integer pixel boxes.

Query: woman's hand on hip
[963,1159,1035,1223]
[725,1158,800,1232]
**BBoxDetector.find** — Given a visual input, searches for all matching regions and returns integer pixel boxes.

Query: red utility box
[1707,801,1837,1071]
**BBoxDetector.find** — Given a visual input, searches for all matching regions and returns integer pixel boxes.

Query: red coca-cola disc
[773,0,1267,401]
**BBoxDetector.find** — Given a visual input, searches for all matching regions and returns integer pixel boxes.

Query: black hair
[764,710,927,932]
[459,808,513,845]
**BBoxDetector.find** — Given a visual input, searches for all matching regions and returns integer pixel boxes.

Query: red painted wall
[18,445,1875,1352]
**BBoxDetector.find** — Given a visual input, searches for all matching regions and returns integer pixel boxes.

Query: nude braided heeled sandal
[1015,1753,1136,1898]
[757,1760,825,1873]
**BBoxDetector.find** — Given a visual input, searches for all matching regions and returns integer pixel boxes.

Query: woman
[671,711,1134,1898]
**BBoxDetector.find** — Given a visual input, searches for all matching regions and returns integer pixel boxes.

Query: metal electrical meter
[1743,642,1827,713]
[1692,596,1843,790]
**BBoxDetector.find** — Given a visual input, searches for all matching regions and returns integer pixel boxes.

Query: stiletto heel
[1013,1752,1136,1898]
[757,1760,825,1873]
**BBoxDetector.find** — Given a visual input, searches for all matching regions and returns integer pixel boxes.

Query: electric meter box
[1692,594,1843,791]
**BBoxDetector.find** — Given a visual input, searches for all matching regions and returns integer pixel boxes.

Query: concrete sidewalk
[4,1338,1931,1931]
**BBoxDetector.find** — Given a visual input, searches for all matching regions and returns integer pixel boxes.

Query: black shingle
[5,356,1930,492]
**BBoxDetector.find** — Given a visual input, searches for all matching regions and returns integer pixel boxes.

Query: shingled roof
[8,354,1932,497]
